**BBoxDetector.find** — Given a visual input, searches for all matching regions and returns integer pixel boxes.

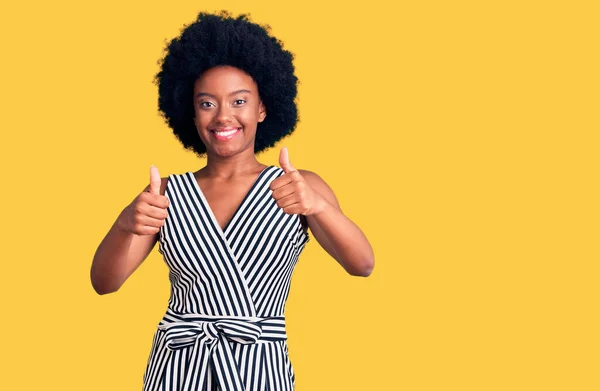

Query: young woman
[91,11,374,391]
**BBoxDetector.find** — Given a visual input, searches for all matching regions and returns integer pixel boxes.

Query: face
[193,66,266,158]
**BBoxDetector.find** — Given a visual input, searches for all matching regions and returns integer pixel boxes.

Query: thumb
[279,147,296,173]
[149,165,161,195]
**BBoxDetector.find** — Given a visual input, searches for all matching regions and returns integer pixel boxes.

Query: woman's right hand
[116,166,169,236]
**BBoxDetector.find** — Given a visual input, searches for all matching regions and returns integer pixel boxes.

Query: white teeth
[215,128,239,136]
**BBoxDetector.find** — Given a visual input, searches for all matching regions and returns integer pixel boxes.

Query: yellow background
[1,0,598,389]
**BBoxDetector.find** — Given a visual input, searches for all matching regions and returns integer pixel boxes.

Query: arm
[270,147,374,276]
[90,176,168,294]
[300,170,375,277]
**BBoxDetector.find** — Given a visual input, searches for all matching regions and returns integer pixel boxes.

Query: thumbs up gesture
[117,166,170,235]
[269,147,325,216]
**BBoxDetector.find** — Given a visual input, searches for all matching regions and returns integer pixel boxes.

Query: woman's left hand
[270,147,327,216]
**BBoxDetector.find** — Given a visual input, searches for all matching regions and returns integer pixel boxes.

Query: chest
[196,177,259,232]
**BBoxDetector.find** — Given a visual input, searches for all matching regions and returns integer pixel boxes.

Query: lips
[210,127,241,141]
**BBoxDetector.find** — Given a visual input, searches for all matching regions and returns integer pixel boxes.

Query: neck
[202,149,266,179]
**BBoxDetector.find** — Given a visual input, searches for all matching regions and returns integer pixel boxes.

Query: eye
[200,101,214,108]
[233,99,246,106]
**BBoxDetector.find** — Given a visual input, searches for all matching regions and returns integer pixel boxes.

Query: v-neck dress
[142,166,310,391]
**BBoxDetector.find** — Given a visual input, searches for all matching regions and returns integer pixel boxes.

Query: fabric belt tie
[157,311,287,391]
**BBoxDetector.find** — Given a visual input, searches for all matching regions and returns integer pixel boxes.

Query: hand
[117,165,169,235]
[270,147,326,216]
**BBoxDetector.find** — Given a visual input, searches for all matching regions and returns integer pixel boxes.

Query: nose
[215,105,233,125]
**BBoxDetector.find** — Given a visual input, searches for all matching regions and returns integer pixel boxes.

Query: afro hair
[154,10,299,156]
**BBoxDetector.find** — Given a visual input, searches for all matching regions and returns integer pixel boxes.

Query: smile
[211,127,241,141]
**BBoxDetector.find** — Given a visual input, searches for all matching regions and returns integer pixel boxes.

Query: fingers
[136,214,167,230]
[281,202,304,215]
[275,193,298,209]
[279,147,297,174]
[122,200,168,236]
[145,165,169,208]
[120,168,168,235]
[136,202,169,220]
[131,203,167,235]
[132,215,165,235]
[269,170,302,191]
[270,159,308,215]
[141,191,170,209]
[271,183,296,200]
[150,165,161,195]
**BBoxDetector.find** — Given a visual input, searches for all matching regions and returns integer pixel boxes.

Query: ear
[258,101,267,123]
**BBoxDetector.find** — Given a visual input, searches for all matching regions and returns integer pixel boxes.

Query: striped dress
[142,165,310,391]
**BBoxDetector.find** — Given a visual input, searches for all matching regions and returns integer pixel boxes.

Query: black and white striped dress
[142,165,310,391]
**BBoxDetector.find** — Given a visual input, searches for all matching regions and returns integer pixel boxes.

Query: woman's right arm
[90,168,169,295]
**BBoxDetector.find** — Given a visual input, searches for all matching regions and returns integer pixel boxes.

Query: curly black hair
[154,11,299,156]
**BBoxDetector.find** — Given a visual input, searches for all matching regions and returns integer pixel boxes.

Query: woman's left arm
[270,148,375,277]
[301,169,374,276]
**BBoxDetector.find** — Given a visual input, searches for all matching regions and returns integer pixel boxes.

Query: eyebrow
[195,89,252,99]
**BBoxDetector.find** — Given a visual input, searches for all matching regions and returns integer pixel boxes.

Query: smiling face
[193,66,266,158]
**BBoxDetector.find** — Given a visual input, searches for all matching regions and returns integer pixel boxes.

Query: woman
[91,11,374,391]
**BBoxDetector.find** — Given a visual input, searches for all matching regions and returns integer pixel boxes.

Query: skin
[90,65,374,295]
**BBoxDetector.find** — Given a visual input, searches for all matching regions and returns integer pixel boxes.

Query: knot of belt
[157,311,287,391]
[160,318,262,351]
